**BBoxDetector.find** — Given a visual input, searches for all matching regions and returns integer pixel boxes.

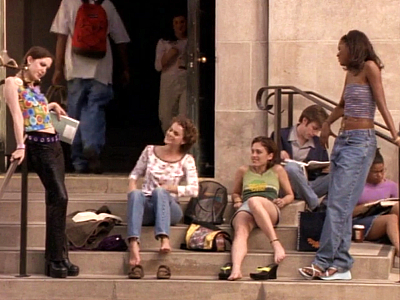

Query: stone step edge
[0,248,392,258]
[0,193,306,207]
[0,223,298,229]
[0,274,398,285]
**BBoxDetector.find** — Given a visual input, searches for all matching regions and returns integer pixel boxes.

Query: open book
[50,111,80,144]
[283,159,330,170]
[364,198,398,207]
[358,198,398,218]
[72,211,122,223]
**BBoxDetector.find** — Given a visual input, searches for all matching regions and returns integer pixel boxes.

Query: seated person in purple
[352,149,399,257]
[271,105,330,211]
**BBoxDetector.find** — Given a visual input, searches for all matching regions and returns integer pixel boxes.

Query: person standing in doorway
[155,13,188,132]
[50,0,130,173]
[299,30,400,280]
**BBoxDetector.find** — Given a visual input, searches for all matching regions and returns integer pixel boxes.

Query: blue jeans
[313,129,376,272]
[127,188,183,240]
[67,78,113,170]
[284,162,330,210]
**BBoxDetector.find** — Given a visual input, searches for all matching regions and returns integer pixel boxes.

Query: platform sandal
[319,267,352,280]
[298,264,324,280]
[128,265,144,279]
[156,265,171,279]
[250,263,278,280]
[218,262,232,280]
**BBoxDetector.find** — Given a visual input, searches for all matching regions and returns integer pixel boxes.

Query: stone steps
[0,276,399,300]
[0,243,394,280]
[0,192,305,226]
[1,174,399,300]
[0,223,298,250]
[0,174,145,194]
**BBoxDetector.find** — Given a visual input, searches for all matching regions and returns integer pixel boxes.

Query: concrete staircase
[0,174,399,300]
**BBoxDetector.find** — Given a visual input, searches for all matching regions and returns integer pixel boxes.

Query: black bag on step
[184,180,228,225]
[297,211,326,252]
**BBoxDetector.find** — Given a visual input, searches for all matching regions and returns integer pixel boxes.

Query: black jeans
[27,134,68,261]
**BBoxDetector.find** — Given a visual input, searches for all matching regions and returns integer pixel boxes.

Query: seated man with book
[271,105,330,211]
[352,149,399,257]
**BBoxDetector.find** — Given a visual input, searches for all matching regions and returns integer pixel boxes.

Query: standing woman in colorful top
[3,46,79,278]
[299,30,400,281]
[219,136,294,281]
[127,116,198,279]
[155,13,188,132]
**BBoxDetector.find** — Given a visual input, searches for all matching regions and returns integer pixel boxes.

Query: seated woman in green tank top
[219,136,294,281]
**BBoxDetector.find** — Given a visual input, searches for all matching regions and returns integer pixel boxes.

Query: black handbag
[297,211,326,252]
[184,181,228,225]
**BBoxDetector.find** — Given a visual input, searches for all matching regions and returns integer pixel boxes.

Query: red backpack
[72,0,108,59]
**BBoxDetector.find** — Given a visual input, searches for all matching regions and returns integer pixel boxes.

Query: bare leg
[248,197,286,264]
[367,214,399,256]
[129,238,141,266]
[229,212,256,281]
[159,235,171,253]
[390,203,399,217]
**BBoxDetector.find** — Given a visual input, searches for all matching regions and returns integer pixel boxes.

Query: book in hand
[359,198,398,218]
[50,111,79,144]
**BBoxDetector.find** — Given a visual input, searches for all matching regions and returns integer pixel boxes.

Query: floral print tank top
[18,84,52,132]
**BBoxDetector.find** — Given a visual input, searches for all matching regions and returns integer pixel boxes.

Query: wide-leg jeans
[313,129,376,272]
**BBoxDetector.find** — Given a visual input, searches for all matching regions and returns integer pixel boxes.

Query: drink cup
[352,225,365,243]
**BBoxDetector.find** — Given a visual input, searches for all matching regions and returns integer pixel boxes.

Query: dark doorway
[1,0,216,176]
[103,0,215,176]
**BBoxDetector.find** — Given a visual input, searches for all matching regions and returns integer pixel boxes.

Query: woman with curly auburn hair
[299,30,400,281]
[126,116,199,279]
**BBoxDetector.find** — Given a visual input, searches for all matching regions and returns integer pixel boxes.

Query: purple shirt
[357,179,398,205]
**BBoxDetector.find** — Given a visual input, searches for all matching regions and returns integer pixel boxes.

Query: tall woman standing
[299,30,400,280]
[4,46,79,278]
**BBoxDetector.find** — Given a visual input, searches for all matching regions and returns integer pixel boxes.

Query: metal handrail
[256,85,395,144]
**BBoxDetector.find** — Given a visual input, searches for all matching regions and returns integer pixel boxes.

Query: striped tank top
[343,83,375,119]
[242,167,279,202]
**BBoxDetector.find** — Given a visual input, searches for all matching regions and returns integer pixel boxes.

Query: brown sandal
[128,265,144,279]
[156,265,171,279]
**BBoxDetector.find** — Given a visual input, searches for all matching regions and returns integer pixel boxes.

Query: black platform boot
[45,261,68,278]
[62,258,80,276]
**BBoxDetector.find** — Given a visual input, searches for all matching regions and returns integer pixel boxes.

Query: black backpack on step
[184,180,228,225]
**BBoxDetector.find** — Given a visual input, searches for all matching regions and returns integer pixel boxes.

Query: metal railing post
[288,93,294,127]
[17,154,29,277]
[273,88,282,152]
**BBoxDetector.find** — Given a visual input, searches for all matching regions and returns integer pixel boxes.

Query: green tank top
[242,167,279,202]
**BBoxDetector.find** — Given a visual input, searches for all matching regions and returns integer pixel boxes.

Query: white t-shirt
[50,0,130,85]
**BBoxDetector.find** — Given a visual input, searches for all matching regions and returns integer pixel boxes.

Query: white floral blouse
[129,145,199,198]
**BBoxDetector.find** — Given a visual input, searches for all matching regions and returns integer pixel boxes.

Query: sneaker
[319,270,352,280]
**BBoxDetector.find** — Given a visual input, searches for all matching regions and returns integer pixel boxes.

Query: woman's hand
[48,102,67,120]
[127,179,137,193]
[160,184,178,193]
[233,201,242,210]
[320,122,335,149]
[273,198,286,209]
[11,148,25,165]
